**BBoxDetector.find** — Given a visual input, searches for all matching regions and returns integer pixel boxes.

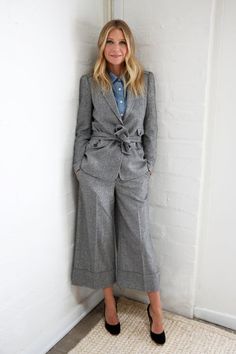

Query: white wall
[119,0,213,317]
[195,0,236,330]
[0,1,106,353]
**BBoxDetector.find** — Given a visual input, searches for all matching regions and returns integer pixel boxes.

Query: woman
[71,19,166,345]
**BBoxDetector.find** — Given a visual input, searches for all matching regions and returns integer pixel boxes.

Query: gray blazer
[73,70,158,181]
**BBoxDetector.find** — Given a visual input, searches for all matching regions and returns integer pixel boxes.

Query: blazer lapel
[101,88,122,123]
[101,85,135,124]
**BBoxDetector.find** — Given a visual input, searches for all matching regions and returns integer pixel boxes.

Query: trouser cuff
[71,268,116,289]
[116,269,160,292]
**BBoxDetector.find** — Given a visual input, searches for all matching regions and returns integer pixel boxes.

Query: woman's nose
[112,42,121,47]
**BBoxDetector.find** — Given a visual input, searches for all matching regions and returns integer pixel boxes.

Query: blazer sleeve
[72,74,93,173]
[142,71,158,172]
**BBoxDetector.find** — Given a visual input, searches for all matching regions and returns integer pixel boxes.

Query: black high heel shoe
[147,303,166,345]
[104,298,120,335]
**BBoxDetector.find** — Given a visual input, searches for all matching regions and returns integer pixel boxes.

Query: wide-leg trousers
[71,169,160,292]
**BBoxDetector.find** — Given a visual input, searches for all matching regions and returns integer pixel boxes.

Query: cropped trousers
[71,169,160,292]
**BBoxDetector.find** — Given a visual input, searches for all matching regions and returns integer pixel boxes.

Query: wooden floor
[47,297,236,353]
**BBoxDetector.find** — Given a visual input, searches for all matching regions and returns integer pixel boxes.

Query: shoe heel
[147,303,166,345]
[104,298,120,335]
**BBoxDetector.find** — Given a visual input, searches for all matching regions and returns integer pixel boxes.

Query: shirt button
[120,100,123,103]
[118,88,121,90]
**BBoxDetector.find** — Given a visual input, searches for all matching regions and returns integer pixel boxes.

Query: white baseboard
[194,306,236,331]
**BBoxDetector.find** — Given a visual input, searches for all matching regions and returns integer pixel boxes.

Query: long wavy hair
[92,19,145,96]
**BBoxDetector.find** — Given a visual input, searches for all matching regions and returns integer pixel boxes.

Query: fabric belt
[91,125,142,155]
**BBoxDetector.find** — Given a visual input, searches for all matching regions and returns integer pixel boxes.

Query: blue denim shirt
[108,71,127,118]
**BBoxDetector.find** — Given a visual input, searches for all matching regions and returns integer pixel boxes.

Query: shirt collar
[108,70,124,84]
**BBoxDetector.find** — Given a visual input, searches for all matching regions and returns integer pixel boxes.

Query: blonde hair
[92,19,145,96]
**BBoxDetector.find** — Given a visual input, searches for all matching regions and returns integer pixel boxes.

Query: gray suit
[71,70,160,292]
[73,70,157,180]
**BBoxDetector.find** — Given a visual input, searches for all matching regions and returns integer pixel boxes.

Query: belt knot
[90,126,142,155]
[114,125,132,155]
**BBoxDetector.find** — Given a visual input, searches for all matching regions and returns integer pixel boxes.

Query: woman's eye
[106,40,127,45]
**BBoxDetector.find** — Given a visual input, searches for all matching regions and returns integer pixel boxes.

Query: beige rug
[68,296,236,354]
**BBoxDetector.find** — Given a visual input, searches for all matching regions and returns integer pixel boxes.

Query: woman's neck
[107,64,124,77]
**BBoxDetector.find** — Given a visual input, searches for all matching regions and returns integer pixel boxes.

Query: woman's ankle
[103,287,116,305]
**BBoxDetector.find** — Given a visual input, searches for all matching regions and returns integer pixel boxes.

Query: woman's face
[104,28,128,73]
